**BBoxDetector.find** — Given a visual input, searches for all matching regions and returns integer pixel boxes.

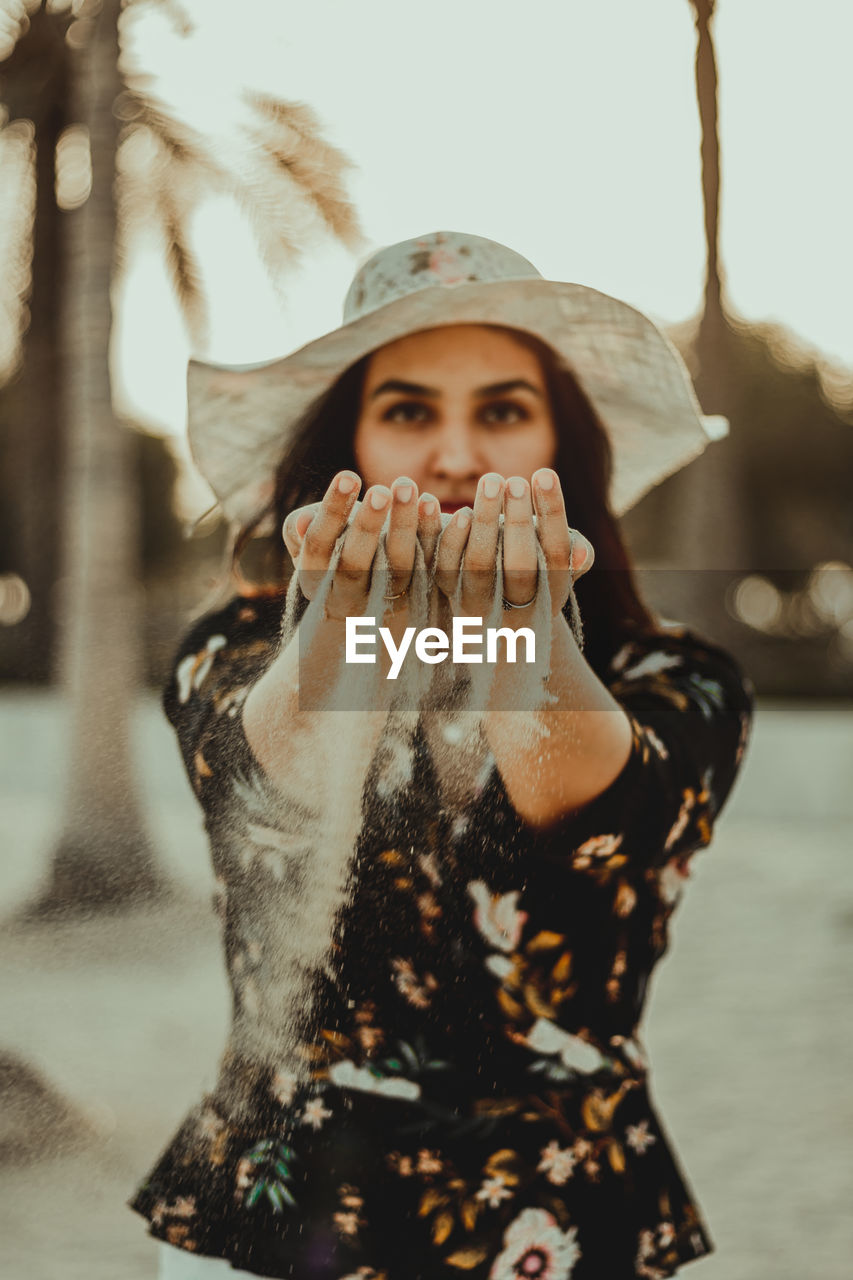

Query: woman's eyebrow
[369,379,438,400]
[369,377,544,401]
[474,379,543,399]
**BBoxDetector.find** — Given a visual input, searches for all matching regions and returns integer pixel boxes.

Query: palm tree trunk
[688,0,735,454]
[635,1,746,638]
[693,0,725,361]
[0,5,68,682]
[31,0,165,915]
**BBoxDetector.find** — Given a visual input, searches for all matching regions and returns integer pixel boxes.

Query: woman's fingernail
[507,476,527,499]
[482,475,502,500]
[455,508,471,528]
[394,483,413,504]
[369,488,390,510]
[338,474,358,494]
[536,469,555,491]
[421,496,438,516]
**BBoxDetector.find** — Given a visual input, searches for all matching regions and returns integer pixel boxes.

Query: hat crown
[342,231,542,324]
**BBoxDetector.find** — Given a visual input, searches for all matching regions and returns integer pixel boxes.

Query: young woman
[130,232,754,1280]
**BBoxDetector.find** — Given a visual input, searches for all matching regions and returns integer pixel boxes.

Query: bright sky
[113,0,853,466]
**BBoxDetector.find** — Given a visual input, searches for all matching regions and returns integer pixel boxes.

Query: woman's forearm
[242,585,631,829]
[482,609,633,829]
[242,610,391,801]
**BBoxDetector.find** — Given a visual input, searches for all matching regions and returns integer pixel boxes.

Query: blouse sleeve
[479,621,755,873]
[162,596,283,822]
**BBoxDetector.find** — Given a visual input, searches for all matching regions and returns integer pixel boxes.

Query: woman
[130,232,754,1280]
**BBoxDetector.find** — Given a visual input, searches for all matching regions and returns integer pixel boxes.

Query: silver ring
[502,593,537,610]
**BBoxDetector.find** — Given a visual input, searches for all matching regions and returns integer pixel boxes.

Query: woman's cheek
[354,428,418,490]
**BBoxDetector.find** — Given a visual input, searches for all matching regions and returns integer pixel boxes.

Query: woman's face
[353,325,559,514]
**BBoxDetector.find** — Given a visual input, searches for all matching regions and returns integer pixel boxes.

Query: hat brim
[187,277,725,524]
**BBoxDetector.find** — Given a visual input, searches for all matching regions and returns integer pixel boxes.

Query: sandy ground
[0,691,851,1280]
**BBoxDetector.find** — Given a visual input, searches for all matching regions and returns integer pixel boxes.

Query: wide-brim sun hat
[187,230,727,527]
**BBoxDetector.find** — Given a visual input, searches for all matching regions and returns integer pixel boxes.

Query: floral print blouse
[129,592,754,1280]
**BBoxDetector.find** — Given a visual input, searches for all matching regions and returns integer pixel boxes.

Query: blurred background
[0,1,851,1278]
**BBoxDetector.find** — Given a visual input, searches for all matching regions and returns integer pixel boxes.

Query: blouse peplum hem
[129,1062,714,1280]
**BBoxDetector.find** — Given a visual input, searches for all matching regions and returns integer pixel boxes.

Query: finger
[282,503,320,563]
[462,472,503,610]
[384,476,419,594]
[327,485,391,615]
[531,468,594,603]
[300,471,361,575]
[569,527,594,579]
[434,507,472,599]
[502,475,539,606]
[531,467,571,574]
[417,493,442,572]
[465,473,503,572]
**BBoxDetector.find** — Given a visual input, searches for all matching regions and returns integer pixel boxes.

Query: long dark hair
[232,325,660,675]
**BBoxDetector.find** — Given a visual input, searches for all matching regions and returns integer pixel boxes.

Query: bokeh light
[729,564,853,644]
[0,572,32,625]
[808,562,853,628]
[729,575,783,634]
[0,116,35,382]
[55,124,93,210]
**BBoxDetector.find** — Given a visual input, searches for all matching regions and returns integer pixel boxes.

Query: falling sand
[216,516,585,1108]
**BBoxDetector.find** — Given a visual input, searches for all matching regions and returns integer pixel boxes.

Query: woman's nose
[428,423,481,480]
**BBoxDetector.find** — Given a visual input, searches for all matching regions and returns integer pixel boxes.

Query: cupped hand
[433,469,593,617]
[281,471,442,620]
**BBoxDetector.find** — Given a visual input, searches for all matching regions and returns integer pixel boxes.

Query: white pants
[158,1242,259,1279]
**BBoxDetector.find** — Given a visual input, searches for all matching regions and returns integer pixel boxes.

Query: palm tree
[635,0,745,639]
[685,0,747,605]
[690,0,727,397]
[0,1,70,682]
[623,0,853,688]
[36,0,163,913]
[0,0,363,915]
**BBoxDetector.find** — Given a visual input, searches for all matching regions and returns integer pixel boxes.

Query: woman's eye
[382,401,433,425]
[479,400,529,426]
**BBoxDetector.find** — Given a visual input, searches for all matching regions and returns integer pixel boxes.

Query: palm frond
[133,101,225,184]
[244,93,364,249]
[116,116,211,343]
[114,24,364,336]
[160,202,208,345]
[119,88,364,323]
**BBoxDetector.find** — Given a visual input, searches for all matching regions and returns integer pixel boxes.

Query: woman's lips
[439,500,474,515]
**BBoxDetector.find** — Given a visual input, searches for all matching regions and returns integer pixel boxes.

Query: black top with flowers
[129,593,753,1280]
